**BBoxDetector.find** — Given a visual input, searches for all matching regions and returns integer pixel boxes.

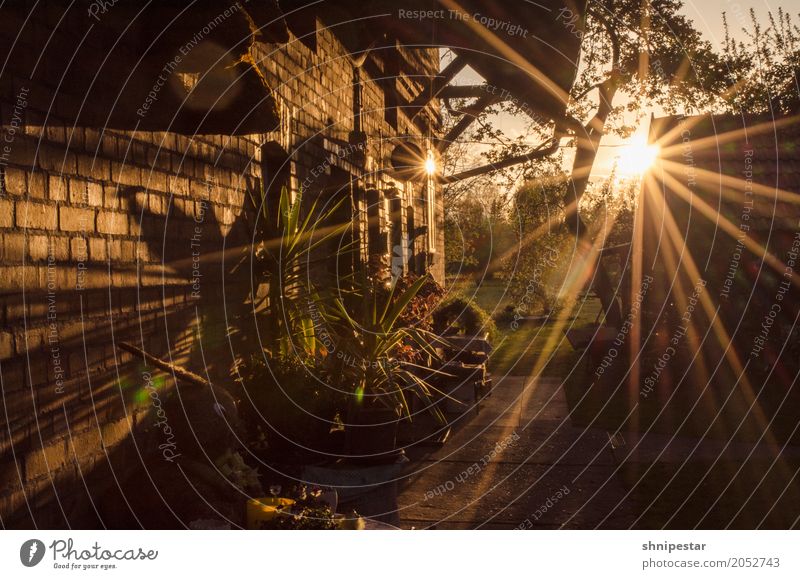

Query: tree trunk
[564,80,624,328]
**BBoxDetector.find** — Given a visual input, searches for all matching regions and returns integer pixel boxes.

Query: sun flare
[617,138,660,177]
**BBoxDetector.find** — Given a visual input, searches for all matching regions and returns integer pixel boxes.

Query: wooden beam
[407,55,469,119]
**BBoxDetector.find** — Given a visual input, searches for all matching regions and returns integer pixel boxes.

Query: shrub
[433,296,498,342]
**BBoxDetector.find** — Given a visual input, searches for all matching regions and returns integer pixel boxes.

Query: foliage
[500,167,639,317]
[440,2,725,199]
[440,2,723,325]
[433,296,498,343]
[444,191,517,275]
[318,272,447,423]
[572,0,726,127]
[719,8,800,114]
[242,184,350,358]
[238,354,341,454]
[214,450,261,494]
[235,185,450,453]
[392,273,445,333]
[502,169,571,317]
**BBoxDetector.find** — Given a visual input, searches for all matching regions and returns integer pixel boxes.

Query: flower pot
[246,497,295,529]
[344,405,401,459]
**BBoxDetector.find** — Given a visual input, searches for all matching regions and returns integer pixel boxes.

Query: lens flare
[617,137,660,177]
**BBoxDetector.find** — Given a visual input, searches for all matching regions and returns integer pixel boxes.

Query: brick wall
[1,4,440,527]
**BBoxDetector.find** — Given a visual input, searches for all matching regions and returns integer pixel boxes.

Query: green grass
[445,277,510,317]
[453,279,603,378]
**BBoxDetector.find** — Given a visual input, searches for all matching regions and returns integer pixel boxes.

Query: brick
[70,236,87,261]
[27,234,50,261]
[65,126,84,149]
[45,124,66,145]
[170,175,190,197]
[88,237,106,261]
[28,170,48,199]
[68,427,102,460]
[120,240,135,262]
[68,178,88,204]
[3,293,26,322]
[0,199,13,227]
[37,145,69,172]
[4,166,26,196]
[101,134,118,158]
[6,138,36,167]
[100,417,132,449]
[0,330,13,360]
[102,184,120,209]
[16,326,43,354]
[84,128,101,152]
[135,241,150,261]
[146,171,168,193]
[96,210,128,235]
[58,206,94,233]
[27,354,48,387]
[48,174,68,201]
[24,440,66,481]
[51,237,69,260]
[86,181,103,206]
[147,193,163,215]
[16,201,57,230]
[112,162,140,186]
[0,359,25,395]
[108,238,122,260]
[79,156,110,182]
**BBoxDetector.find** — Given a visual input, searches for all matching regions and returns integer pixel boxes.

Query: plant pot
[344,405,401,459]
[244,374,338,462]
[246,497,295,529]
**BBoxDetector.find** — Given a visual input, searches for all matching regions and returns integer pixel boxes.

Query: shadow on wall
[1,182,262,528]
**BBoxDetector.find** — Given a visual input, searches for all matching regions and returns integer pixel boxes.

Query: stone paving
[397,373,800,529]
[397,375,638,529]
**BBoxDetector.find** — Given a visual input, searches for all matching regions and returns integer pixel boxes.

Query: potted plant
[233,184,351,460]
[239,354,343,462]
[320,273,448,460]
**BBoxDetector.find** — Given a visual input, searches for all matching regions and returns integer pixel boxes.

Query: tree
[444,188,516,276]
[504,169,571,316]
[560,0,726,325]
[719,8,800,115]
[442,1,726,325]
[504,165,640,318]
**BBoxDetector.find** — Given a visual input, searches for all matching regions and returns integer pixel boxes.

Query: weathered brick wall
[0,122,261,523]
[1,5,440,527]
[255,26,443,280]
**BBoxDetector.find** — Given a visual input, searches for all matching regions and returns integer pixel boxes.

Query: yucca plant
[320,272,449,432]
[243,184,352,357]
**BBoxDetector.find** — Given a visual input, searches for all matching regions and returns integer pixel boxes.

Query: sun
[424,150,437,176]
[616,137,660,177]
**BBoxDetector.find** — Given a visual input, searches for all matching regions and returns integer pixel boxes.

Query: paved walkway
[397,375,638,529]
[397,373,800,529]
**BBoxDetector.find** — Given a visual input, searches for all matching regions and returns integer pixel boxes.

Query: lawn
[453,278,603,378]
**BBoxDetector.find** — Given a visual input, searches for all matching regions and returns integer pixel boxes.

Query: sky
[449,0,800,185]
[593,0,800,177]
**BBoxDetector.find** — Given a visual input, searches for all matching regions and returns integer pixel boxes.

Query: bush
[433,296,498,342]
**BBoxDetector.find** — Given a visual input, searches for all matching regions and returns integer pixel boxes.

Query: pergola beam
[407,55,469,118]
